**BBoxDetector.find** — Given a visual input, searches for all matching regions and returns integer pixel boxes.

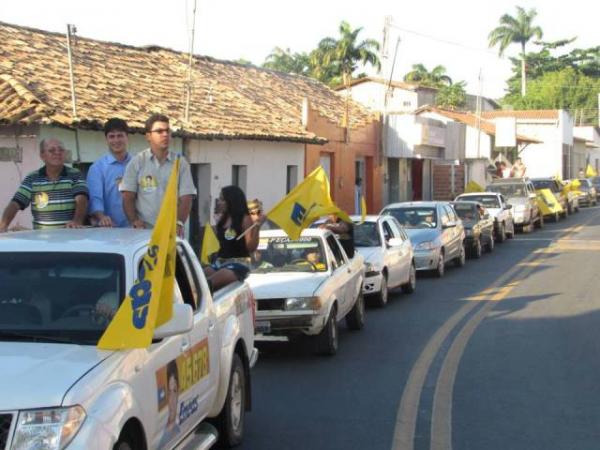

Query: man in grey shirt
[120,113,196,237]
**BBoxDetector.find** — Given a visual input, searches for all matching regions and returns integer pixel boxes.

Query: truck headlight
[12,406,86,450]
[415,241,436,251]
[285,297,321,311]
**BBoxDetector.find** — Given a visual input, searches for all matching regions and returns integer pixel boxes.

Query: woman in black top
[205,186,265,290]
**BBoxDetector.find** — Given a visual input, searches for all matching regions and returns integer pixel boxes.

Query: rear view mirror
[154,303,193,339]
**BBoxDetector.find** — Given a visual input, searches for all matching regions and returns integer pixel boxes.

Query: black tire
[497,223,506,243]
[535,213,544,229]
[373,273,388,308]
[346,289,365,331]
[216,353,246,447]
[486,234,495,253]
[113,428,141,450]
[433,250,445,278]
[316,306,338,355]
[113,442,133,450]
[454,244,466,268]
[401,262,417,294]
[471,239,482,259]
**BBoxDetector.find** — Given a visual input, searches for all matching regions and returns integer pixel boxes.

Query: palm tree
[263,47,310,76]
[404,64,452,88]
[316,21,381,87]
[488,6,543,96]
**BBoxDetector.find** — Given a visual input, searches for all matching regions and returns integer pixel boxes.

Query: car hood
[247,272,328,298]
[355,246,381,263]
[405,228,439,246]
[0,342,112,410]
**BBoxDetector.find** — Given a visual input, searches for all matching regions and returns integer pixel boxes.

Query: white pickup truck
[0,228,258,450]
[246,229,365,355]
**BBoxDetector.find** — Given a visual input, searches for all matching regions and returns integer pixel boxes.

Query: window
[326,235,345,268]
[440,206,451,226]
[286,165,298,193]
[381,221,394,242]
[175,245,202,310]
[386,218,404,240]
[231,165,247,192]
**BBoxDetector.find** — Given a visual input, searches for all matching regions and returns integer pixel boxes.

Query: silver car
[380,201,466,278]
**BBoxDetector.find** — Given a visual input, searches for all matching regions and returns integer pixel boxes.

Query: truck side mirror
[154,303,193,339]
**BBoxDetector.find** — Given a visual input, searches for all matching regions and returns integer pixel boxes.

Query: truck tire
[316,306,338,356]
[401,262,416,294]
[346,289,365,331]
[497,223,506,243]
[216,353,246,447]
[373,274,388,307]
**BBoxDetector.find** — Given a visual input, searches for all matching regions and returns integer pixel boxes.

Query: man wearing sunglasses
[120,113,196,237]
[0,138,88,232]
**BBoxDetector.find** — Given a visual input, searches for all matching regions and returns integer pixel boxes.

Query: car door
[326,234,354,316]
[438,205,453,261]
[385,217,409,286]
[443,205,460,259]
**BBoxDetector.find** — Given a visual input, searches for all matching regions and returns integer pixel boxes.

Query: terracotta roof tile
[0,22,378,143]
[334,76,435,92]
[481,110,559,120]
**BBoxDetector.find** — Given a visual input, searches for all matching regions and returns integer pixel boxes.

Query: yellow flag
[359,195,367,224]
[201,225,220,264]
[465,181,484,193]
[98,159,179,349]
[266,166,350,239]
[585,164,597,177]
[536,188,563,215]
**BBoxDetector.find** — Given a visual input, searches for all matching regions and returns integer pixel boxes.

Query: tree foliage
[404,64,452,88]
[436,82,467,109]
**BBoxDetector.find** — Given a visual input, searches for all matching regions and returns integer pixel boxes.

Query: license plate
[255,321,271,333]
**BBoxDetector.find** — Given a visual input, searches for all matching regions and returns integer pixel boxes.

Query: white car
[454,192,515,242]
[246,228,365,355]
[0,229,257,450]
[352,215,416,307]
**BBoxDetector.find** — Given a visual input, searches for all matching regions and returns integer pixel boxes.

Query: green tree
[436,81,467,109]
[404,64,452,88]
[502,67,600,124]
[488,6,543,96]
[263,47,311,76]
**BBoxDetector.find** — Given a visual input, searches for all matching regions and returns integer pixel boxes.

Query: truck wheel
[373,274,388,308]
[346,289,365,331]
[316,306,338,355]
[216,353,245,447]
[497,223,506,243]
[401,262,416,294]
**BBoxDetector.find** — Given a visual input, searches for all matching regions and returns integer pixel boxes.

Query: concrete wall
[514,123,562,178]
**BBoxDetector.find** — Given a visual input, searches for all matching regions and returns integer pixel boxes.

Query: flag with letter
[200,225,220,264]
[98,159,180,349]
[266,166,350,240]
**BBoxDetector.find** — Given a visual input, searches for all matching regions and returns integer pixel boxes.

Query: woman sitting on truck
[204,186,265,291]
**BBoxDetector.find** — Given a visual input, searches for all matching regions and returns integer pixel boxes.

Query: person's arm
[87,162,113,227]
[0,201,20,232]
[122,191,144,228]
[243,214,265,253]
[176,194,193,238]
[66,195,88,228]
[324,220,350,234]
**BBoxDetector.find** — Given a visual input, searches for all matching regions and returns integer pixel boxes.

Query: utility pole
[66,24,78,120]
[184,0,198,123]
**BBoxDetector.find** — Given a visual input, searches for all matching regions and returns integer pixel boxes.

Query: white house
[574,126,600,174]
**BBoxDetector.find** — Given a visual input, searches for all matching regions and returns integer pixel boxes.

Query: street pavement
[237,206,600,450]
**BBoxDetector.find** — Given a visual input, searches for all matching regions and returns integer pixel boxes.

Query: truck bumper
[363,272,383,295]
[255,311,322,335]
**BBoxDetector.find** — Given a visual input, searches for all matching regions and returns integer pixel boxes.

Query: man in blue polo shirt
[87,118,132,227]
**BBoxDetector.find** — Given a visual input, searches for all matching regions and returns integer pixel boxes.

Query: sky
[1,0,598,99]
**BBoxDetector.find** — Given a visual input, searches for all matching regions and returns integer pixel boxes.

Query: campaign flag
[464,181,484,193]
[266,166,350,240]
[98,159,180,349]
[359,195,367,224]
[201,225,220,264]
[585,164,597,177]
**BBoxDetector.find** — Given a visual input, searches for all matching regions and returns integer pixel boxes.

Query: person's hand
[65,220,83,229]
[131,219,146,229]
[97,214,113,228]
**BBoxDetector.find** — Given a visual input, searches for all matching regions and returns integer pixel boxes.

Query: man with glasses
[87,118,132,227]
[120,113,196,237]
[0,138,88,232]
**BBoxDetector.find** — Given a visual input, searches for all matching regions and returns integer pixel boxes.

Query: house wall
[0,125,40,229]
[572,140,587,176]
[186,139,305,224]
[345,81,434,113]
[347,82,385,111]
[513,122,562,178]
[305,106,382,215]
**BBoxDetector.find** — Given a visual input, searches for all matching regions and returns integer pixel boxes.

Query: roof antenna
[184,0,198,123]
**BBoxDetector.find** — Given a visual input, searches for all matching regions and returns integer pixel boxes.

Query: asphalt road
[238,206,600,450]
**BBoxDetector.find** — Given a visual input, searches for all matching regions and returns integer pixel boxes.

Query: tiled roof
[415,106,541,144]
[334,76,436,92]
[0,22,379,143]
[481,110,559,121]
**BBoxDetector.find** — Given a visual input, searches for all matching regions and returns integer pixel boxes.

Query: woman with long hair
[205,186,265,290]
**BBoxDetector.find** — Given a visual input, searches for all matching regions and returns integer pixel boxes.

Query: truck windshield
[458,195,500,208]
[0,252,125,344]
[252,237,328,273]
[487,184,526,197]
[384,207,437,229]
[532,179,558,192]
[353,222,381,247]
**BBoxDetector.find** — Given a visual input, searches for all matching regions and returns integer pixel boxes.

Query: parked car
[0,228,258,450]
[576,179,597,206]
[454,192,514,242]
[487,178,543,230]
[380,201,466,278]
[352,214,416,307]
[590,176,600,199]
[450,201,495,258]
[246,228,365,355]
[531,178,569,218]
